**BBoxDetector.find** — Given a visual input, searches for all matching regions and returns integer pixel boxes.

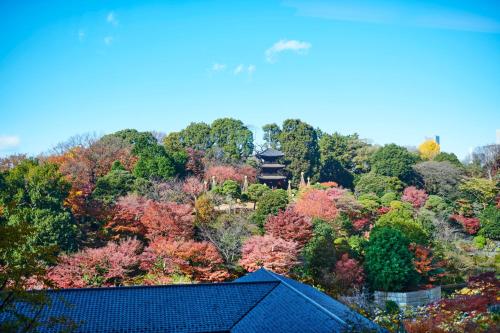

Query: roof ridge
[264,270,349,328]
[41,280,279,293]
[228,279,281,331]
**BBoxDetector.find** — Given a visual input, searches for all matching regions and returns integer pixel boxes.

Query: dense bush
[355,172,403,197]
[252,189,289,231]
[364,227,418,291]
[478,205,500,240]
[376,206,429,245]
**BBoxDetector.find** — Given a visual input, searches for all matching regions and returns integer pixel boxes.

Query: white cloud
[0,136,20,150]
[104,36,113,45]
[234,64,244,75]
[107,11,118,26]
[211,63,226,72]
[247,65,256,75]
[78,29,86,41]
[265,39,311,62]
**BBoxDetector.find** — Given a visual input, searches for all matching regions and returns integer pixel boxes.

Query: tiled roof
[2,269,386,333]
[235,269,385,332]
[256,148,284,158]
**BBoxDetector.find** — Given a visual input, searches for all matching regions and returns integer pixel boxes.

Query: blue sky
[1,0,499,159]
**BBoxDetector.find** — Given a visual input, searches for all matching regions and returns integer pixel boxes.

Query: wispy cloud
[211,63,226,72]
[283,0,500,34]
[78,29,86,41]
[234,64,244,75]
[233,64,256,76]
[107,11,119,26]
[0,136,20,151]
[104,36,113,45]
[265,39,311,63]
[247,65,256,76]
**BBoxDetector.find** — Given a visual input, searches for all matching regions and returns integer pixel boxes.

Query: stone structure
[374,286,441,307]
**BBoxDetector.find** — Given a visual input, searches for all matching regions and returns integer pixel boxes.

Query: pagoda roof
[261,163,285,168]
[258,175,287,180]
[256,148,284,158]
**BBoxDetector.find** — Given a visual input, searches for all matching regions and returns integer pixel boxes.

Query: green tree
[301,219,337,284]
[92,161,136,205]
[221,180,241,199]
[209,118,254,161]
[247,183,270,208]
[0,160,78,253]
[252,189,289,232]
[434,152,463,168]
[364,227,418,291]
[413,161,463,200]
[479,205,500,240]
[459,178,497,209]
[376,205,429,245]
[181,122,212,151]
[371,144,418,183]
[354,172,404,197]
[262,123,281,149]
[279,119,320,185]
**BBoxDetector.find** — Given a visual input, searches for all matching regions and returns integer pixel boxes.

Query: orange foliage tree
[294,189,338,220]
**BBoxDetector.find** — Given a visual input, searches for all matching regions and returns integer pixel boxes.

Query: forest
[1,118,499,332]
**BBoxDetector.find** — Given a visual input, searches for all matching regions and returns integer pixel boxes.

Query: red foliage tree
[334,253,365,290]
[107,194,147,237]
[352,218,371,231]
[239,235,299,275]
[402,186,429,209]
[265,208,312,248]
[409,244,446,288]
[140,238,229,283]
[295,189,338,220]
[182,176,205,201]
[204,164,257,185]
[185,148,205,178]
[141,201,194,241]
[450,214,480,235]
[48,238,142,288]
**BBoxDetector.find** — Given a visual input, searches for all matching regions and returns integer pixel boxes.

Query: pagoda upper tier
[256,148,287,188]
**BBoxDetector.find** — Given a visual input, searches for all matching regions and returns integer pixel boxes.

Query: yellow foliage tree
[418,139,440,160]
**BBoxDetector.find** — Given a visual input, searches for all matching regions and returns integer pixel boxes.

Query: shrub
[473,235,487,249]
[221,179,241,198]
[479,205,500,240]
[334,253,364,291]
[252,189,289,231]
[424,195,450,216]
[380,192,397,206]
[450,215,480,235]
[364,227,418,291]
[402,186,428,209]
[376,206,429,245]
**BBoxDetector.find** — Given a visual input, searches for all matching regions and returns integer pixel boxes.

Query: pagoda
[256,148,287,188]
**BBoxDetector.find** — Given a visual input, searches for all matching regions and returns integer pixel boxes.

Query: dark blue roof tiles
[2,269,385,333]
[232,284,345,333]
[234,268,278,283]
[32,282,279,333]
